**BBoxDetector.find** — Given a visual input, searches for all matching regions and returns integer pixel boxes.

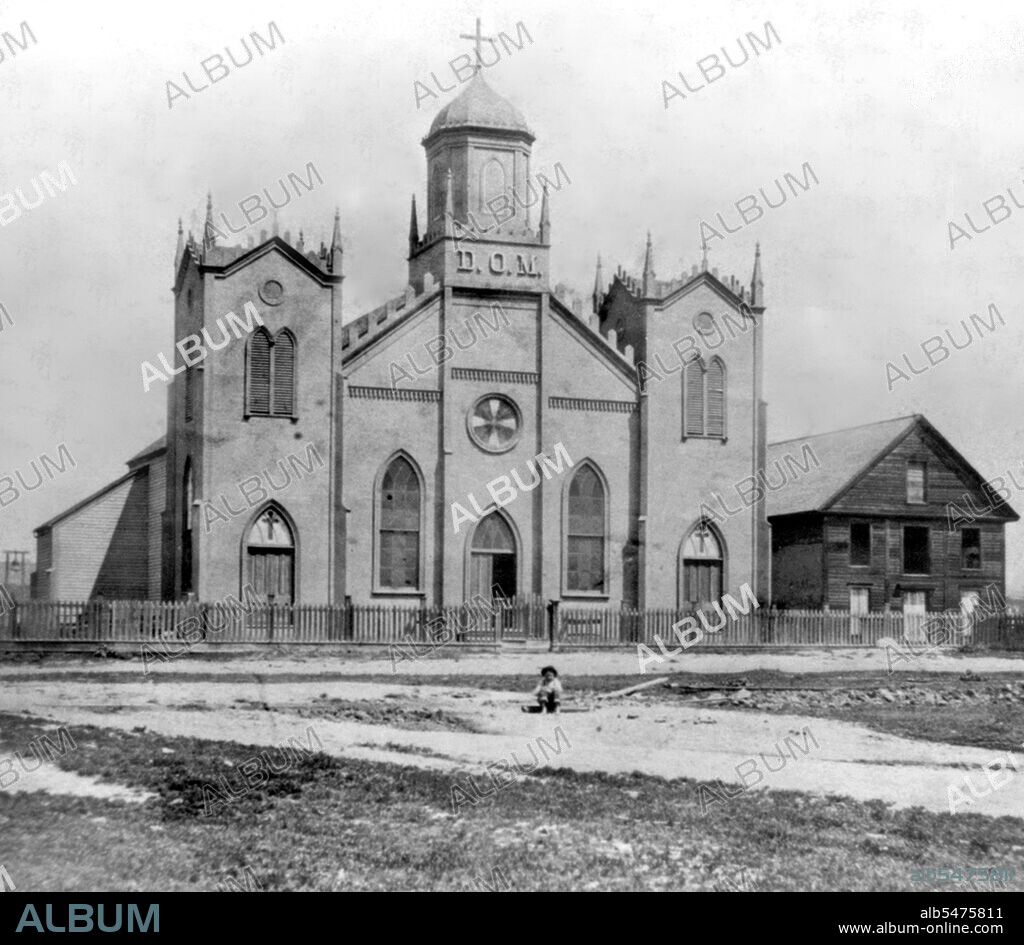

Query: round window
[467,394,521,453]
[259,279,285,305]
[694,312,715,335]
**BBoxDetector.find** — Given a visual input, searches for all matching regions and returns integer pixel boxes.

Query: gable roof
[767,414,1020,520]
[126,436,167,468]
[174,235,341,294]
[34,467,145,534]
[36,436,167,534]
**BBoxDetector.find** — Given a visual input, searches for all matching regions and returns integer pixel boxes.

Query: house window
[566,464,606,593]
[378,456,421,589]
[682,357,727,439]
[246,328,296,417]
[961,528,981,570]
[960,589,981,637]
[906,461,926,504]
[850,522,871,566]
[849,587,869,614]
[903,525,930,574]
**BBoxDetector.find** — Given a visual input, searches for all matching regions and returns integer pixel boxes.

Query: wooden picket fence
[0,595,548,646]
[0,596,1021,651]
[555,605,1024,650]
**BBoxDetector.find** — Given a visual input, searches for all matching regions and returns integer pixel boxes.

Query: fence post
[547,599,560,652]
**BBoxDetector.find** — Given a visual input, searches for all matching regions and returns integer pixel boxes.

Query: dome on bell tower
[424,73,534,145]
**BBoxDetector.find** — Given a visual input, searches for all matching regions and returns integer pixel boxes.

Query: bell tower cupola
[408,37,549,293]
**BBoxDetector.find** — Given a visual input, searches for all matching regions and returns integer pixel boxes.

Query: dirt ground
[2,645,1023,679]
[2,649,1023,819]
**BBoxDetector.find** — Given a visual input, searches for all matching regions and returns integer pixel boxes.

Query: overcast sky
[2,0,1023,593]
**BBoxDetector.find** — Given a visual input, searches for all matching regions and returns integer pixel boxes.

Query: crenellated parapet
[552,282,636,367]
[340,272,442,357]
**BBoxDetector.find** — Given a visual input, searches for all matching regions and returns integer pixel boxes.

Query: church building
[34,72,771,611]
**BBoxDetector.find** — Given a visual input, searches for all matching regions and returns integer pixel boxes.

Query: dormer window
[906,461,926,504]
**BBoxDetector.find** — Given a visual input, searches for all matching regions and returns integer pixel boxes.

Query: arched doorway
[679,522,724,609]
[469,511,517,601]
[245,507,295,604]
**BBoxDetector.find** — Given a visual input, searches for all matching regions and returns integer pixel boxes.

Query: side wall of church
[51,471,151,600]
[642,283,763,607]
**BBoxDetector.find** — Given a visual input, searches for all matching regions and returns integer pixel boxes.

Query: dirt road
[2,669,1021,818]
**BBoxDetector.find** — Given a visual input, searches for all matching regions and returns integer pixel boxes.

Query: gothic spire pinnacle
[330,207,343,274]
[331,207,342,250]
[593,254,604,314]
[700,235,709,272]
[642,231,654,295]
[175,217,184,268]
[297,229,305,253]
[751,241,764,307]
[409,193,420,249]
[204,192,216,250]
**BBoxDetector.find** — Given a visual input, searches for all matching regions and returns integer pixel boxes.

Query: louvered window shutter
[707,359,725,437]
[248,331,271,414]
[184,367,194,422]
[684,359,705,436]
[272,332,295,415]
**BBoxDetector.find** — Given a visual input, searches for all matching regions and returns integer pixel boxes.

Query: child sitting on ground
[523,665,562,713]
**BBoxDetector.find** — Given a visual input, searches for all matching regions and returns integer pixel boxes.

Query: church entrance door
[244,508,295,638]
[467,513,517,638]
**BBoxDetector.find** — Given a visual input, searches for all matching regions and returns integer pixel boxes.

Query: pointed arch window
[480,157,508,215]
[684,357,705,436]
[247,329,271,415]
[246,328,296,418]
[271,330,295,415]
[377,455,422,590]
[683,356,726,439]
[565,463,608,594]
[184,366,195,422]
[707,357,726,437]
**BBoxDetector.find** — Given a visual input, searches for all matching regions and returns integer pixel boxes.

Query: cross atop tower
[460,17,496,73]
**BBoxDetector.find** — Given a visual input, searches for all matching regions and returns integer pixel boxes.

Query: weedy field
[0,712,1022,893]
[1,653,1023,891]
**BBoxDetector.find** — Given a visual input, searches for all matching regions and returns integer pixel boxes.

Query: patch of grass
[774,702,1024,755]
[1,712,1022,892]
